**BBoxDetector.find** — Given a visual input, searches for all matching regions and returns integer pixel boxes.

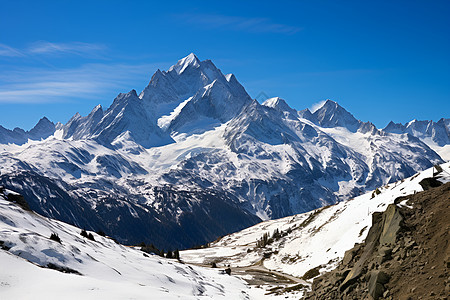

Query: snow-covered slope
[0,189,251,300]
[181,162,450,283]
[0,54,447,250]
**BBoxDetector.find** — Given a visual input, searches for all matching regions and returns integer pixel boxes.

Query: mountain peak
[312,99,360,131]
[262,97,284,107]
[262,97,297,116]
[321,99,339,110]
[168,53,201,75]
[26,116,56,140]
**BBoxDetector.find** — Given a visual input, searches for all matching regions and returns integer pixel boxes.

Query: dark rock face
[0,171,260,250]
[304,180,450,300]
[0,186,31,211]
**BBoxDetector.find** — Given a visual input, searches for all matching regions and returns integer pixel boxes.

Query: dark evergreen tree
[50,233,61,243]
[80,229,88,238]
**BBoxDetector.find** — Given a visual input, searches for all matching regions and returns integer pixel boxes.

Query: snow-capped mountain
[0,54,447,249]
[0,117,55,145]
[384,118,450,160]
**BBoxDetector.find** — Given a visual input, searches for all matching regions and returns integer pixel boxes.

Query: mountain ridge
[0,53,448,249]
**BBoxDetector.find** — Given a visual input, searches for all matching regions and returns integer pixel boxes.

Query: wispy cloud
[177,13,302,35]
[310,100,327,113]
[0,63,163,103]
[0,43,25,57]
[28,41,107,57]
[0,41,106,58]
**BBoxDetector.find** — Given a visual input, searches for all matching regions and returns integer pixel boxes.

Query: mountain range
[0,53,448,249]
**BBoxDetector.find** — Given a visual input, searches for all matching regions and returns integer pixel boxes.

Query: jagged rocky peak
[140,53,228,104]
[383,118,450,147]
[383,121,406,133]
[168,53,201,75]
[0,116,57,145]
[28,116,56,138]
[262,97,299,119]
[357,121,379,135]
[89,104,103,117]
[298,107,319,123]
[313,99,360,131]
[59,54,254,146]
[263,97,290,110]
[224,73,234,82]
[167,76,253,132]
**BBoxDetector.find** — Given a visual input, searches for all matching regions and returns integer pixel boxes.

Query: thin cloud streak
[0,44,25,57]
[0,41,107,58]
[28,41,107,57]
[0,63,163,103]
[177,13,302,35]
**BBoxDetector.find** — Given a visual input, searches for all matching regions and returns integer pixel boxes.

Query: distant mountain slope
[0,54,447,249]
[0,117,55,145]
[384,118,450,160]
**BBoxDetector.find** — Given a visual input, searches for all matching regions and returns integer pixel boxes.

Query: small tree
[50,233,61,243]
[166,250,173,259]
[174,249,180,260]
[81,229,95,241]
[256,232,270,248]
[87,233,95,241]
[272,228,281,240]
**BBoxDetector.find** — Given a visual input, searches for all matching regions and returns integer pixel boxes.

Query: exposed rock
[368,270,389,299]
[304,180,450,299]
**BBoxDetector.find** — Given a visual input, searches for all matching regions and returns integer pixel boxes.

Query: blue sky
[1,0,449,130]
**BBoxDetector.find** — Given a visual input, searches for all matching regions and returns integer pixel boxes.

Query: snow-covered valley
[1,160,448,299]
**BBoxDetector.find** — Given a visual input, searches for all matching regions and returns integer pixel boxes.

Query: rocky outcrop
[304,180,450,300]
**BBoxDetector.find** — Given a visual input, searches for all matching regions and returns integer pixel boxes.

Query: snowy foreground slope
[0,191,250,300]
[181,162,450,292]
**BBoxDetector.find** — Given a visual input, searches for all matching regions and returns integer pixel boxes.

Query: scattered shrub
[140,243,163,256]
[211,262,217,268]
[50,233,61,243]
[80,229,88,238]
[189,242,210,250]
[80,229,95,241]
[96,230,106,237]
[173,249,180,260]
[87,233,95,241]
[47,263,81,275]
